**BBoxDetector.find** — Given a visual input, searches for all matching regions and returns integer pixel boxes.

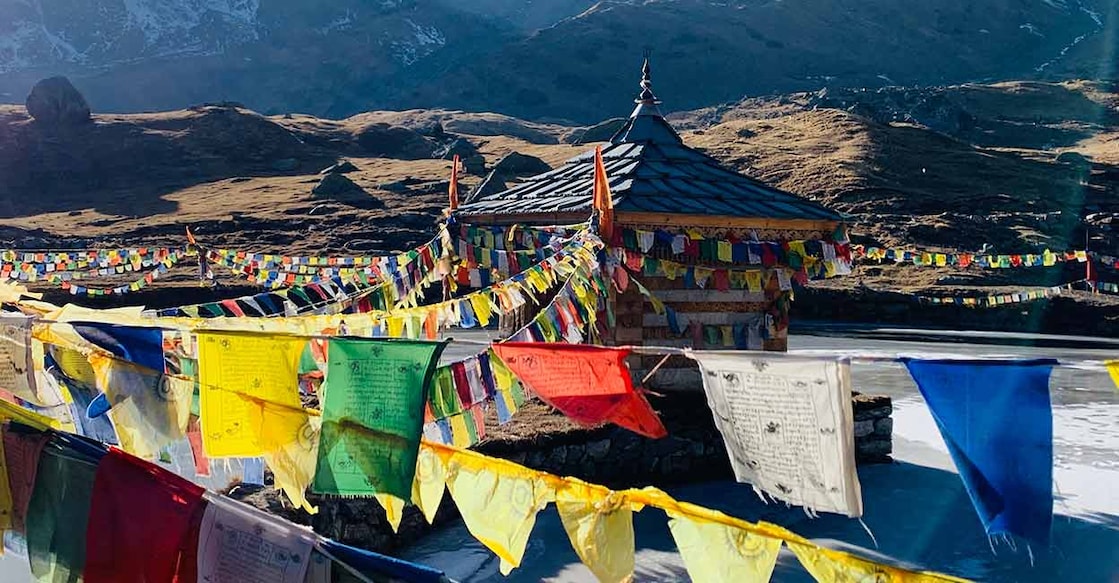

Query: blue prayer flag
[903,358,1055,546]
[321,539,447,583]
[72,322,165,374]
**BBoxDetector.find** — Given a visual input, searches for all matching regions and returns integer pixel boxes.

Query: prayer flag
[788,542,955,583]
[261,409,321,514]
[411,446,446,524]
[88,353,192,459]
[686,352,863,517]
[0,314,38,404]
[313,339,446,499]
[448,155,460,210]
[72,322,165,374]
[84,448,206,583]
[667,512,781,583]
[0,432,11,531]
[592,145,615,240]
[902,358,1055,546]
[320,539,448,583]
[2,425,50,533]
[556,481,636,583]
[441,448,553,575]
[1108,360,1119,392]
[196,495,313,583]
[197,332,306,457]
[26,440,101,581]
[493,343,666,438]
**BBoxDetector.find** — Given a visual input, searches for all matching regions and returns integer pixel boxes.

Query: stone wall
[235,392,894,556]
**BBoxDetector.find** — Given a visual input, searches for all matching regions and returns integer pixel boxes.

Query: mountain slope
[1,0,1114,121]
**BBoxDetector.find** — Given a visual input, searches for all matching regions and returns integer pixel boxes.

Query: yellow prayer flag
[1107,361,1119,392]
[449,414,473,449]
[411,446,446,524]
[260,408,320,514]
[556,481,638,583]
[789,542,956,583]
[442,450,553,575]
[746,272,763,292]
[470,294,493,328]
[717,241,733,262]
[386,317,405,338]
[0,399,60,431]
[89,353,192,460]
[197,332,305,458]
[376,493,406,533]
[667,511,781,583]
[50,346,97,388]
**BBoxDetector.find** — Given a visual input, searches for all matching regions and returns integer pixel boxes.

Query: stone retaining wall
[238,392,894,556]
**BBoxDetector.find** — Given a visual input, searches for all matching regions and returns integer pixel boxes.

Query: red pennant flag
[84,448,207,583]
[592,146,615,240]
[493,343,666,438]
[448,154,461,210]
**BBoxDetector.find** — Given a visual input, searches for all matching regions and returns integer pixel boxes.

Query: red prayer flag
[84,448,207,583]
[493,343,666,438]
[2,427,50,533]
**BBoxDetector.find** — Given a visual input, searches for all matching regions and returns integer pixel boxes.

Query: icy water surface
[403,334,1119,582]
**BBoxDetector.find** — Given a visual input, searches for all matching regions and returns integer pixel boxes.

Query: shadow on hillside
[0,106,336,219]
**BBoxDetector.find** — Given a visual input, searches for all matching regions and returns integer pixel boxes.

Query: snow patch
[390,19,446,66]
[0,0,261,72]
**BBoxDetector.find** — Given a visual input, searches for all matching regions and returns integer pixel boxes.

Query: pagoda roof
[456,58,842,223]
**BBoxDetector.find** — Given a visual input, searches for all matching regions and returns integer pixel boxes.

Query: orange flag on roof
[448,155,461,210]
[592,146,615,240]
[493,343,666,438]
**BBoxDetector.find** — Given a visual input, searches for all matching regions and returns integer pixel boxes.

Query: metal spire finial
[636,50,660,105]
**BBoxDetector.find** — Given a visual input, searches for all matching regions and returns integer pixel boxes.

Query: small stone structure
[241,393,893,555]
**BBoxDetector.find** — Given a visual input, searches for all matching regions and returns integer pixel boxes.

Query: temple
[456,57,849,387]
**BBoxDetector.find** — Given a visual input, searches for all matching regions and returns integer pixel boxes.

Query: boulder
[353,123,436,159]
[312,173,384,209]
[563,118,626,144]
[461,154,486,176]
[319,160,358,174]
[25,76,91,125]
[313,173,361,197]
[466,171,508,203]
[434,137,480,160]
[490,152,551,177]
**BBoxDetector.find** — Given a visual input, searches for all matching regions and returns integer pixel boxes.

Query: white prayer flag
[0,314,38,403]
[197,495,314,583]
[687,352,863,517]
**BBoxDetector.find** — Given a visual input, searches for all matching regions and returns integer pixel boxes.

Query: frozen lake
[402,333,1119,582]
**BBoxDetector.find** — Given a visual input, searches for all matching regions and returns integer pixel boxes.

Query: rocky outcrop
[564,118,626,144]
[319,160,358,174]
[25,77,91,125]
[353,124,437,160]
[490,151,551,176]
[312,173,384,208]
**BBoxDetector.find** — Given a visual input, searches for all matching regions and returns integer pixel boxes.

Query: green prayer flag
[429,366,460,419]
[313,338,447,499]
[26,445,98,582]
[298,343,319,374]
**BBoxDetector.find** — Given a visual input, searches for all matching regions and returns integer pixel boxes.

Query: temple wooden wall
[612,220,834,390]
